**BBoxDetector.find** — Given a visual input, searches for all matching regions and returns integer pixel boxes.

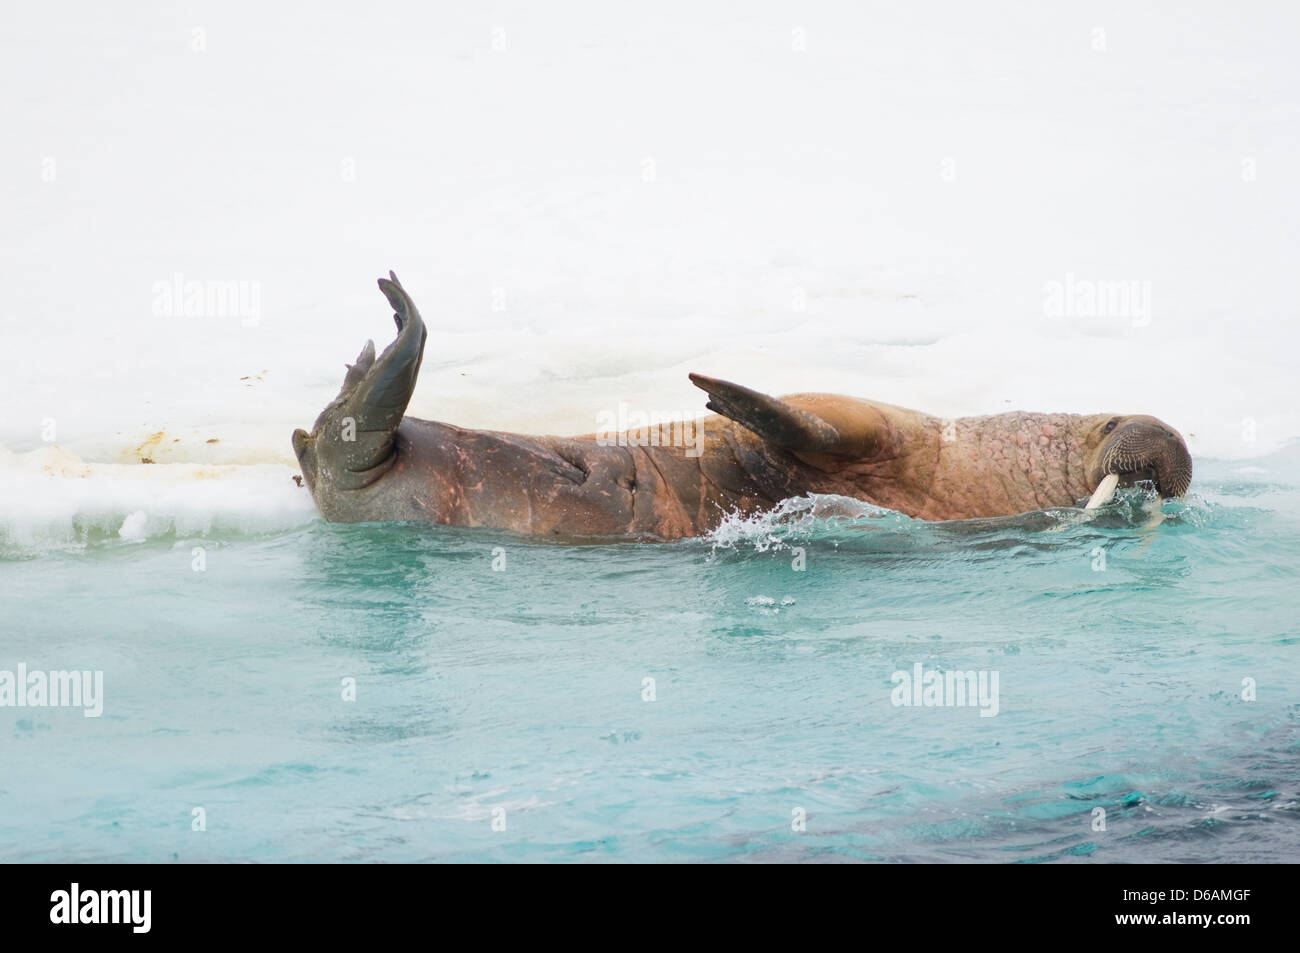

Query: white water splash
[707,494,907,553]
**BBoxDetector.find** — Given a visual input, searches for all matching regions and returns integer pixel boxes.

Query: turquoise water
[2,451,1298,863]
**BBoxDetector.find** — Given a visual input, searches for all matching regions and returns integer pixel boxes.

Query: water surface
[2,452,1297,862]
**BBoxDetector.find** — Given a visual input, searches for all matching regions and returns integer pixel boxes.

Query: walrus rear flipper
[293,271,428,490]
[688,373,842,452]
[358,272,427,433]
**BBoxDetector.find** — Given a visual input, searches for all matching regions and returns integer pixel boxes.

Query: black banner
[4,863,1286,940]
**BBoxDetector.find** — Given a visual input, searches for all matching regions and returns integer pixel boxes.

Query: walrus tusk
[1084,473,1120,510]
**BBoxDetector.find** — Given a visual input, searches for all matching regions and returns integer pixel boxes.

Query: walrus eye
[1102,418,1119,435]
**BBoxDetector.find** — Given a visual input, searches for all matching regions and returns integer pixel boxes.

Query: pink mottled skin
[792,405,1104,521]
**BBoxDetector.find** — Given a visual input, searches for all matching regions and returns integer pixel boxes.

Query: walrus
[292,273,1192,538]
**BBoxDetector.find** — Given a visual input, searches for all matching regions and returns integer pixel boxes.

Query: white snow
[2,1,1297,543]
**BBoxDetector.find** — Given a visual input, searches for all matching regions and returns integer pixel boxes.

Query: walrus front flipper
[689,373,842,452]
[292,271,428,490]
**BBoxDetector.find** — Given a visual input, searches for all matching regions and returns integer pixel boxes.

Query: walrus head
[292,272,427,497]
[1081,413,1192,508]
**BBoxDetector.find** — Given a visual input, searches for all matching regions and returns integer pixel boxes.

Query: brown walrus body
[292,274,1193,538]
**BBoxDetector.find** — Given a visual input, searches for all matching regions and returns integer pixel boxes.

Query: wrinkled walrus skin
[292,274,1193,539]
